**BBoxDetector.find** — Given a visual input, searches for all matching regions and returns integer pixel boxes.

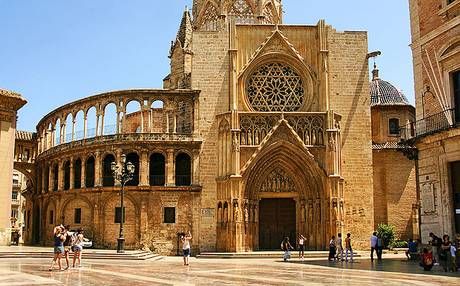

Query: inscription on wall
[421,183,436,214]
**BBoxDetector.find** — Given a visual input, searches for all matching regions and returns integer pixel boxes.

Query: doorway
[259,198,296,250]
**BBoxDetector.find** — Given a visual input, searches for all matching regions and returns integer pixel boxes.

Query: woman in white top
[181,231,192,266]
[298,234,306,260]
[72,228,84,268]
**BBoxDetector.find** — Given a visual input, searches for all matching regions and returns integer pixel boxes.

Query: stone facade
[408,0,460,242]
[11,0,419,253]
[0,89,26,245]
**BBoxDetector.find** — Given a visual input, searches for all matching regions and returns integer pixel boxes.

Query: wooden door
[259,198,296,250]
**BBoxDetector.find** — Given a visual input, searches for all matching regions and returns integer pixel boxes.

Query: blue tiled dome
[370,65,410,107]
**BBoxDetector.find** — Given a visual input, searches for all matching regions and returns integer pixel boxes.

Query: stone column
[69,159,75,190]
[115,149,122,187]
[72,118,76,141]
[100,112,105,136]
[83,115,88,139]
[0,89,26,245]
[192,149,200,185]
[81,160,86,189]
[94,151,102,187]
[58,160,64,191]
[48,164,54,192]
[140,149,149,186]
[165,149,175,186]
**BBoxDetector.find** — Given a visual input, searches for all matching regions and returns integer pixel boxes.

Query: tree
[377,223,395,249]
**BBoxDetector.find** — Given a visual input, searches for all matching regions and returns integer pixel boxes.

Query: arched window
[85,156,95,188]
[175,153,191,186]
[389,118,400,135]
[151,100,164,109]
[149,153,165,186]
[53,164,59,192]
[125,152,140,186]
[64,161,70,190]
[103,154,116,187]
[74,159,82,189]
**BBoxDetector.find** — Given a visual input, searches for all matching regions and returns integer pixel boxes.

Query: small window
[114,207,126,223]
[49,210,54,225]
[389,118,400,135]
[74,208,82,224]
[164,207,176,224]
[12,191,18,200]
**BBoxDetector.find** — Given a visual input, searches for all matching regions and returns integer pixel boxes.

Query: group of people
[49,225,85,271]
[422,232,459,272]
[281,233,355,262]
[328,233,355,262]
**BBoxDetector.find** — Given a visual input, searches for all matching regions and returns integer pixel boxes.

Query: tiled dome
[370,65,410,107]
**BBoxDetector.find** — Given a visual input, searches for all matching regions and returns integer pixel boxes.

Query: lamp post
[111,154,135,253]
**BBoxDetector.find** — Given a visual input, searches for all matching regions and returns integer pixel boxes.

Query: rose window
[247,63,305,112]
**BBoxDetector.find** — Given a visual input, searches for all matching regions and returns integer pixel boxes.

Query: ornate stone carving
[197,2,220,31]
[247,63,305,112]
[260,167,295,193]
[228,0,255,24]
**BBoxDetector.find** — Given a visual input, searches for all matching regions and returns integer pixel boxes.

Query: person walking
[328,236,337,261]
[71,228,84,268]
[336,233,343,261]
[181,231,192,266]
[345,233,353,263]
[281,237,293,262]
[298,234,306,260]
[49,225,65,271]
[450,242,457,272]
[370,232,378,262]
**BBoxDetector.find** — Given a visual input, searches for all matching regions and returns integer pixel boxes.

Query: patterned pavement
[0,256,459,285]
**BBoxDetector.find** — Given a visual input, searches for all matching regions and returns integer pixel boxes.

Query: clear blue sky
[0,0,413,131]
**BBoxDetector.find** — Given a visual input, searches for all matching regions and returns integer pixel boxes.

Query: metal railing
[400,108,457,141]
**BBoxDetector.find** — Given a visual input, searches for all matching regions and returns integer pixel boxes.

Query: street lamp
[111,154,135,253]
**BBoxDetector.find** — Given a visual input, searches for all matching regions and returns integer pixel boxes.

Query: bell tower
[192,0,283,31]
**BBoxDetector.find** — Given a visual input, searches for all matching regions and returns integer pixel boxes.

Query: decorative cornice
[0,89,27,111]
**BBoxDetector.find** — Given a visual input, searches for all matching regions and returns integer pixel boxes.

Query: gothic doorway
[259,198,296,250]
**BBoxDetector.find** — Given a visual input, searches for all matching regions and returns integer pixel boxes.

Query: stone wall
[191,30,230,252]
[373,150,417,240]
[328,29,374,249]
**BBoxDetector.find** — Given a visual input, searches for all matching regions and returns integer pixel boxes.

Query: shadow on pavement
[288,258,460,278]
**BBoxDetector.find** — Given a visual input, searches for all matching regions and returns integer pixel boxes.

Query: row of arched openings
[41,152,191,191]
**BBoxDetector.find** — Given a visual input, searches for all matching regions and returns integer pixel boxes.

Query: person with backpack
[281,237,293,262]
[71,228,84,268]
[420,248,434,271]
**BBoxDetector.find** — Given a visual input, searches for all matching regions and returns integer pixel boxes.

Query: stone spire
[176,6,193,50]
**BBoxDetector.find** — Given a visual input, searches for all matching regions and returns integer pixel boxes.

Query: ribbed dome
[370,65,410,107]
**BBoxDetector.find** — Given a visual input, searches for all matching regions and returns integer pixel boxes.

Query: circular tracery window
[247,62,305,112]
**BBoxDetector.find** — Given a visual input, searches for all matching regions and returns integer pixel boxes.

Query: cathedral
[3,0,418,253]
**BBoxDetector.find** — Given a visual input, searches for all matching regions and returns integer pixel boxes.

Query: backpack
[70,233,78,246]
[423,253,433,266]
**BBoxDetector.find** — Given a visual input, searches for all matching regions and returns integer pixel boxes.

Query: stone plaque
[201,208,215,218]
[421,183,435,213]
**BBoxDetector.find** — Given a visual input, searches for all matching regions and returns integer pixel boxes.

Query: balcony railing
[400,108,458,141]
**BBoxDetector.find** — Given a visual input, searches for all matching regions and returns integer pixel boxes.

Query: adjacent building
[408,0,460,241]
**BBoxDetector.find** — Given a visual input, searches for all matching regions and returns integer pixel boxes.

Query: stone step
[197,251,361,259]
[0,250,160,260]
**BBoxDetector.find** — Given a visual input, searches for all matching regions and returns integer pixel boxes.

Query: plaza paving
[0,254,459,286]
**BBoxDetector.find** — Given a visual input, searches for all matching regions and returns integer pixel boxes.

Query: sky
[0,0,413,132]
